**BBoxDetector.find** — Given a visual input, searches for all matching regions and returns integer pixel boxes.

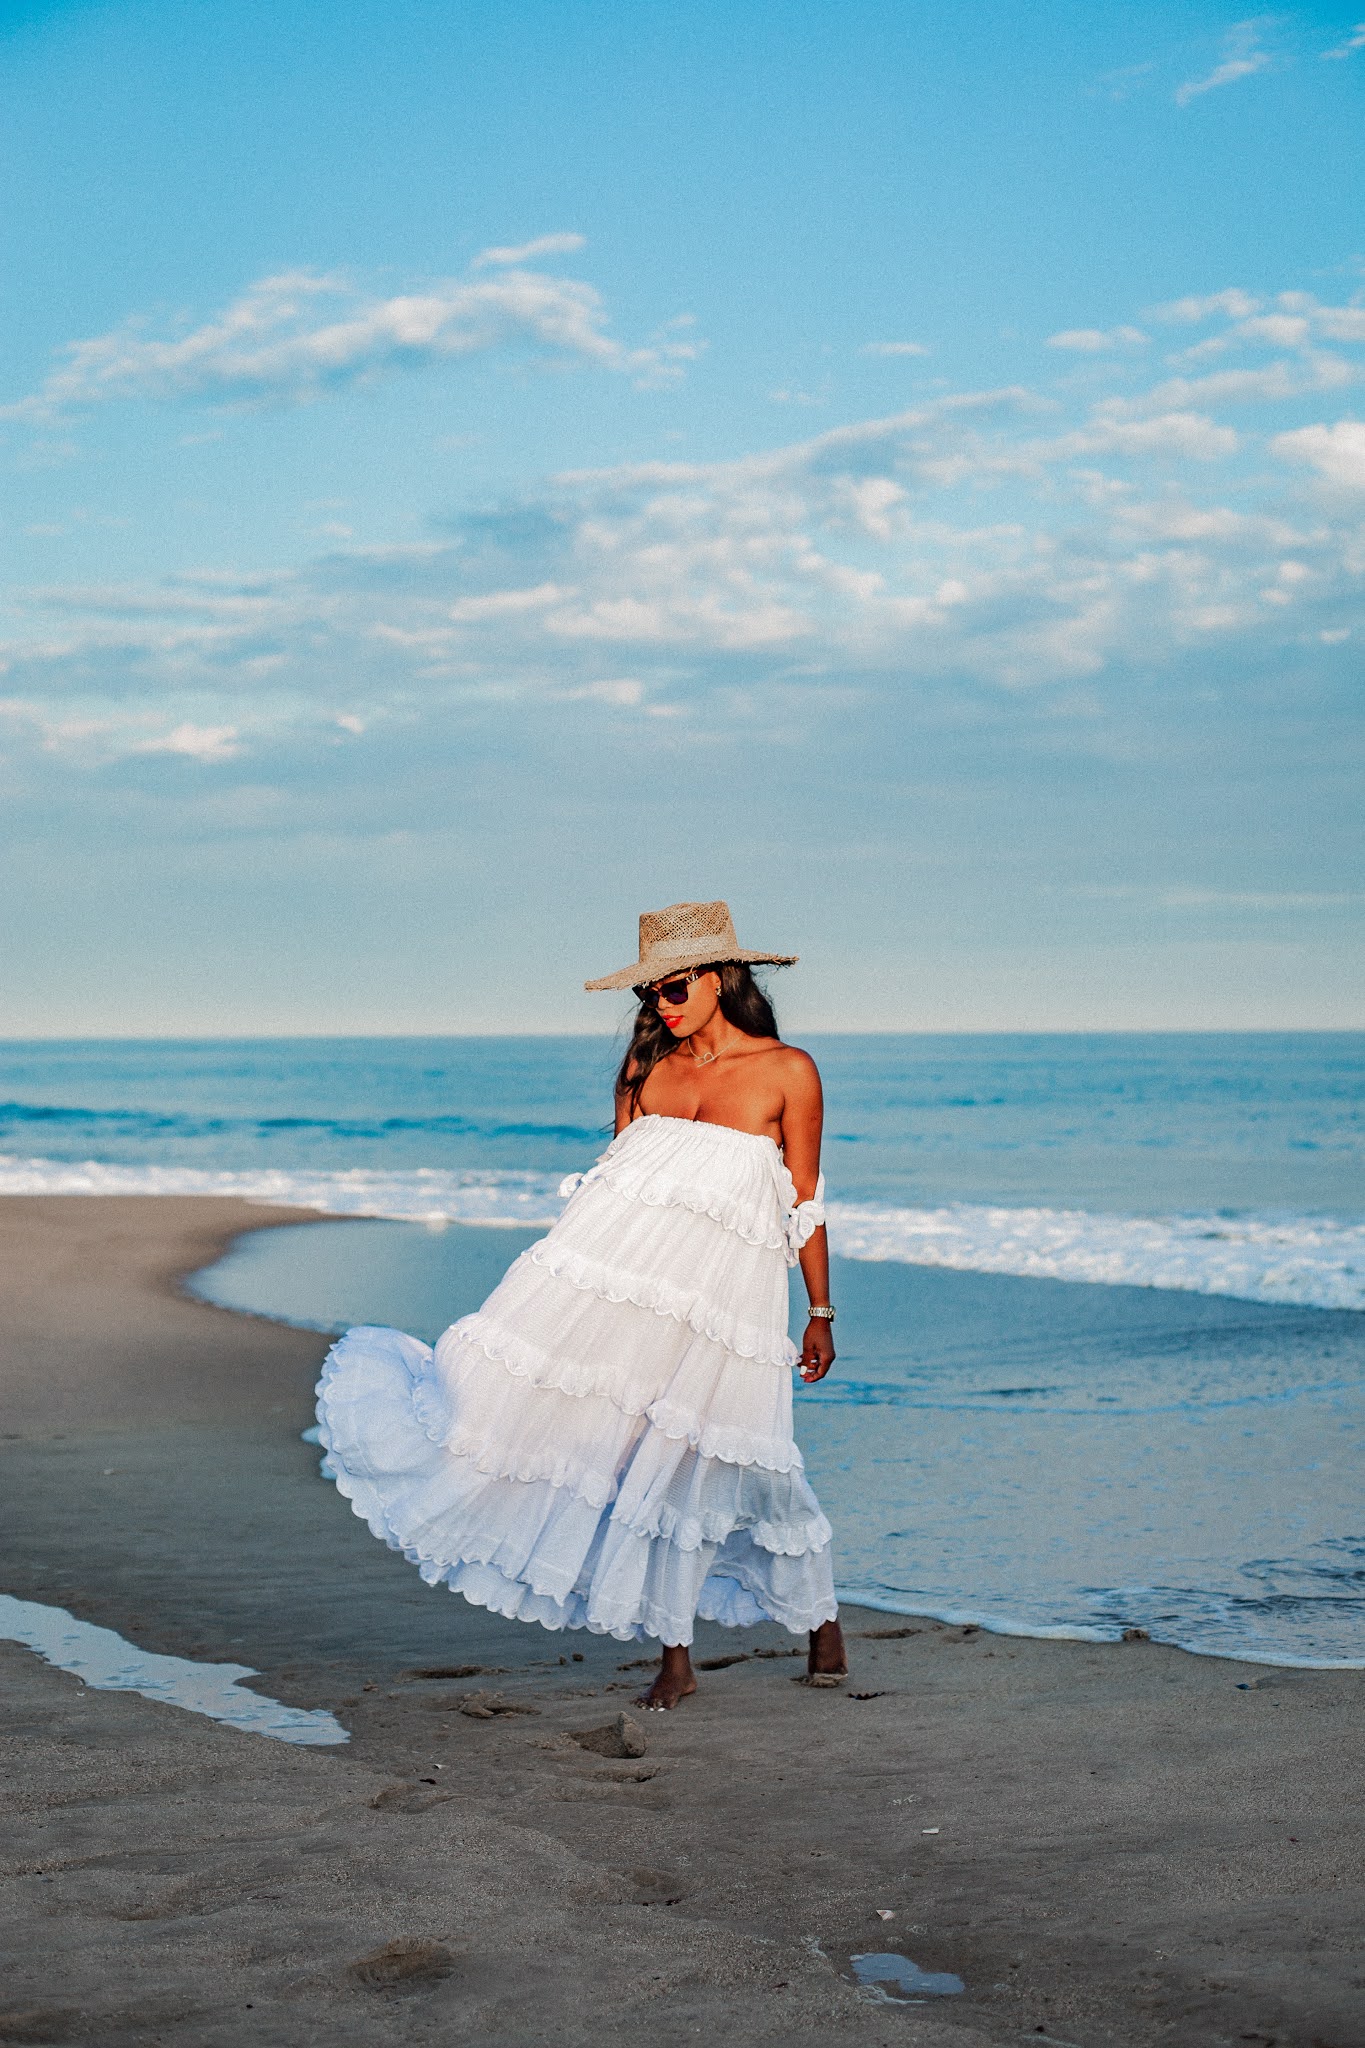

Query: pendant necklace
[688,1042,722,1066]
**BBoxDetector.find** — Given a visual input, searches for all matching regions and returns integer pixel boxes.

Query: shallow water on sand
[850,1952,966,2002]
[0,1593,348,1745]
[194,1217,1365,1669]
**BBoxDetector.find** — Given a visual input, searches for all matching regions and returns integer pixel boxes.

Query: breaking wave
[2,1151,1361,1311]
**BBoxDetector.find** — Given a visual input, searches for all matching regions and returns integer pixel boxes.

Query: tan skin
[615,967,848,1711]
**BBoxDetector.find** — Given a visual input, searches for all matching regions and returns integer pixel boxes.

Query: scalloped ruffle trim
[426,1421,819,1529]
[563,1162,791,1255]
[323,1320,802,1475]
[316,1340,827,1555]
[519,1240,794,1366]
[314,1442,835,1645]
[559,1118,826,1266]
[429,1321,802,1472]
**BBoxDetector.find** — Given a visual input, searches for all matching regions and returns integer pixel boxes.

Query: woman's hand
[797,1317,836,1383]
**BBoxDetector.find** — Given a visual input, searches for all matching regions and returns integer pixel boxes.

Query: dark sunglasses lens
[636,977,691,1008]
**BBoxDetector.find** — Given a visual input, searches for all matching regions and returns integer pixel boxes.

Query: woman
[315,898,846,1710]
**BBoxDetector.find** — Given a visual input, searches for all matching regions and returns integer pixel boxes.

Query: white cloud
[861,341,931,358]
[1155,289,1262,324]
[3,276,1362,763]
[1081,884,1365,909]
[1061,410,1239,460]
[1235,313,1311,347]
[0,699,244,762]
[3,249,696,419]
[1272,419,1365,488]
[447,582,571,623]
[134,722,242,761]
[1175,18,1276,105]
[1047,326,1147,353]
[560,677,646,705]
[1159,295,1365,369]
[1322,21,1365,56]
[1112,354,1357,417]
[471,232,587,268]
[1314,304,1365,341]
[1158,887,1363,909]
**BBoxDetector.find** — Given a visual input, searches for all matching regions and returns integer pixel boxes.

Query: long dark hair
[616,962,781,1116]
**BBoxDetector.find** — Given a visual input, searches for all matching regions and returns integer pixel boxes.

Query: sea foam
[2,1150,1361,1312]
[824,1199,1365,1313]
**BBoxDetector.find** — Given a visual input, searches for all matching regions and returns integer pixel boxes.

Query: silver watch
[807,1304,836,1321]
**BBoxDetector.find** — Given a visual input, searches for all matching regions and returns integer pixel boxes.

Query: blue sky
[2,0,1362,1033]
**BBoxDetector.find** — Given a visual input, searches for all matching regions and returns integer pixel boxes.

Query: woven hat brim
[585,947,798,992]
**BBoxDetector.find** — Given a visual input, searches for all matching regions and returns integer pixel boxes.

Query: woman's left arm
[780,1053,835,1385]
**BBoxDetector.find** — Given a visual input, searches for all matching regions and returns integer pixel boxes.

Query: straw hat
[584,899,798,992]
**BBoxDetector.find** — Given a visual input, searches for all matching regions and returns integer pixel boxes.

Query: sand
[0,1196,1361,2048]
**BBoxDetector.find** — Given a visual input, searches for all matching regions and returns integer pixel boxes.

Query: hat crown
[638,900,736,963]
[583,897,796,989]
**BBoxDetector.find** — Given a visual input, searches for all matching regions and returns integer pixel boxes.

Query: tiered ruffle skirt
[315,1114,838,1644]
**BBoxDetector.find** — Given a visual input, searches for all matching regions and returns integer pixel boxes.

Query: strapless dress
[314,1113,837,1645]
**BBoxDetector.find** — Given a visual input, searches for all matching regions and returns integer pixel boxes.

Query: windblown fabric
[315,1113,837,1644]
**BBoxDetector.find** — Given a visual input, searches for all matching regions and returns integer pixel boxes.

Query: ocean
[3,1033,1362,1666]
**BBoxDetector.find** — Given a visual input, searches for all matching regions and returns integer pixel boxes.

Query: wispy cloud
[1154,288,1365,355]
[471,232,587,268]
[2,244,698,420]
[861,341,931,358]
[1175,18,1276,106]
[0,700,244,764]
[3,277,1361,773]
[134,721,242,761]
[1047,326,1148,353]
[1155,289,1262,324]
[1089,60,1156,102]
[1075,884,1364,910]
[1321,21,1365,57]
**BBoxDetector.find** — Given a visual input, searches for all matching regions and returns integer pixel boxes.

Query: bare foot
[634,1644,698,1711]
[808,1618,848,1678]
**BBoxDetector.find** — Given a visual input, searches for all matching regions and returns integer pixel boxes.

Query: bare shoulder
[773,1040,818,1071]
[773,1043,822,1091]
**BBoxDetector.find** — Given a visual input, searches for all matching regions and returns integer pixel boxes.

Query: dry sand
[0,1195,1361,2048]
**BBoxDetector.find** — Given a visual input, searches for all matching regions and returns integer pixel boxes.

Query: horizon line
[1,1026,1362,1045]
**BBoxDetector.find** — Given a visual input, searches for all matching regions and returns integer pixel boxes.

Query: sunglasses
[634,968,710,1009]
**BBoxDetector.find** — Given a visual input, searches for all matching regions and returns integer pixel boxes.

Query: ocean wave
[0,1153,569,1227]
[1,1152,1361,1311]
[824,1200,1365,1312]
[0,1102,603,1143]
[832,1587,1365,1669]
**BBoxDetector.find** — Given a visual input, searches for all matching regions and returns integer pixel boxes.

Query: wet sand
[1,1196,1362,2048]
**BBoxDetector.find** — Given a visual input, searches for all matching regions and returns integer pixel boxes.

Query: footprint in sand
[347,1936,456,1990]
[370,1783,454,1814]
[456,1690,541,1720]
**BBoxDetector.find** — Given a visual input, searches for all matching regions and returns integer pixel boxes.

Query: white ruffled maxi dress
[314,1113,838,1645]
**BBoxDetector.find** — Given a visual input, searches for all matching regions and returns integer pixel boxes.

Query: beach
[2,1196,1362,2047]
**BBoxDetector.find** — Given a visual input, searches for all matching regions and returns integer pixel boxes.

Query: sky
[1,0,1363,1035]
